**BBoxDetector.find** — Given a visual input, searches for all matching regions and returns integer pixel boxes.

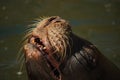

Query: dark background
[0,0,120,80]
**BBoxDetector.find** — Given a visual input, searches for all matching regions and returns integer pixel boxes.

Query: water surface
[0,0,120,80]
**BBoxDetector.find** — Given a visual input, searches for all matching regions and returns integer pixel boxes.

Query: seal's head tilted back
[23,16,120,80]
[23,16,72,80]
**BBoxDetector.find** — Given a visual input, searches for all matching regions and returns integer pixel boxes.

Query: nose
[52,16,65,23]
[48,17,57,22]
[48,16,61,22]
[53,18,62,23]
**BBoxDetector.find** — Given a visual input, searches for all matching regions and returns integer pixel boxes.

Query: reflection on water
[0,0,120,80]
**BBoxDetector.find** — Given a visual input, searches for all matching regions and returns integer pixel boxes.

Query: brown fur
[23,16,120,80]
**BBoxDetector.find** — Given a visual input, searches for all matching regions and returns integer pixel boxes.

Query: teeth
[31,37,35,44]
[43,47,46,50]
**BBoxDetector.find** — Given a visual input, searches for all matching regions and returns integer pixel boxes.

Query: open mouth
[28,36,45,51]
[25,35,61,80]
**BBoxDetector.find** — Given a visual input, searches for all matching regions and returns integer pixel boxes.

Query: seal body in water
[23,16,120,80]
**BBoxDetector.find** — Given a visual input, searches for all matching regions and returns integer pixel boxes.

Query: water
[0,0,120,80]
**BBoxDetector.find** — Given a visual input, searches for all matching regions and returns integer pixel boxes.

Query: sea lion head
[23,16,72,80]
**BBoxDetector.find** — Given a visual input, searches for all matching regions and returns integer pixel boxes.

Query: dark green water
[0,0,120,80]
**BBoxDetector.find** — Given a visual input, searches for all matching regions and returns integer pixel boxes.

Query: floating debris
[4,16,8,20]
[17,71,23,76]
[0,40,4,44]
[104,3,111,8]
[2,6,6,11]
[4,47,8,51]
[112,21,116,25]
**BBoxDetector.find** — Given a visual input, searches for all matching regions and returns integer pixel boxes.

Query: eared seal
[23,16,120,80]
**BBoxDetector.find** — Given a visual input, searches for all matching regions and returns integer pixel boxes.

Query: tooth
[43,47,46,50]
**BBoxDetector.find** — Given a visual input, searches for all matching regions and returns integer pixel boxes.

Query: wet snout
[49,16,66,23]
[24,43,41,61]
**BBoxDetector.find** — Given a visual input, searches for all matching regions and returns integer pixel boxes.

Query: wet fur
[22,16,120,80]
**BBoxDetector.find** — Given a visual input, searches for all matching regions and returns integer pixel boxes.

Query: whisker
[16,47,23,61]
[18,58,25,73]
[18,54,24,64]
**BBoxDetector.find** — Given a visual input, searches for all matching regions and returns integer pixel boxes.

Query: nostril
[48,16,62,23]
[55,20,61,23]
[48,17,56,22]
[53,18,62,23]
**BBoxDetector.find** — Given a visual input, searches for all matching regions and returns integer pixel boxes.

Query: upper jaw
[23,36,46,61]
[23,43,40,61]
